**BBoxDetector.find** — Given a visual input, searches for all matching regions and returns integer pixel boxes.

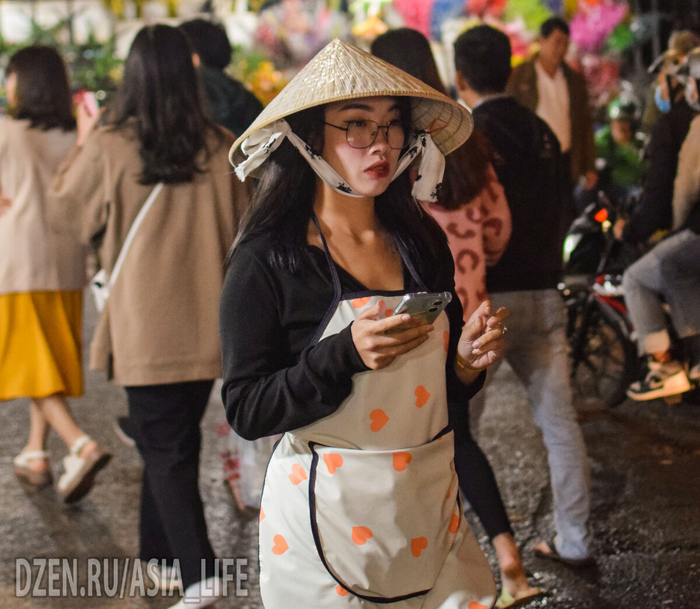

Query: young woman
[221,40,508,608]
[0,46,110,503]
[49,25,249,609]
[371,28,541,609]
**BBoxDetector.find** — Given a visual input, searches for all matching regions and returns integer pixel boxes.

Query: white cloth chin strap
[234,119,445,203]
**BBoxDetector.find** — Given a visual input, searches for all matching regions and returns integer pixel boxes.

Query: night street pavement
[2,293,700,608]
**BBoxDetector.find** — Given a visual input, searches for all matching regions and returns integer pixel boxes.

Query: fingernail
[473,341,480,348]
[401,314,411,322]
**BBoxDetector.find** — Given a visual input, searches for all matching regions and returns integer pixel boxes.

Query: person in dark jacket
[614,69,697,245]
[179,19,263,137]
[454,24,594,568]
[506,16,597,230]
[622,49,700,401]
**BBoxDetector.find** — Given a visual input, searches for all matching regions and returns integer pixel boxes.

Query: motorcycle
[560,188,640,408]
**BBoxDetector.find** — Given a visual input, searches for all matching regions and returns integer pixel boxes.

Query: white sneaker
[627,360,691,401]
[167,577,223,609]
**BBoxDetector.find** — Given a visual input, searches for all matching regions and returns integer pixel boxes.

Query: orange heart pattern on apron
[257,226,496,608]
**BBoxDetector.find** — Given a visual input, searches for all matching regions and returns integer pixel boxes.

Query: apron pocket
[308,431,461,601]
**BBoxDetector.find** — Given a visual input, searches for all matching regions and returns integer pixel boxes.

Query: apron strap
[312,214,429,295]
[399,247,428,293]
[311,214,342,302]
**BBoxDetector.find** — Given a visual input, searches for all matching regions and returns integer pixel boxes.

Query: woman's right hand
[351,300,434,370]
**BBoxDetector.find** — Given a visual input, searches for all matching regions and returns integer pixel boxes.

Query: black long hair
[6,46,76,132]
[232,99,449,282]
[371,28,492,209]
[108,24,219,185]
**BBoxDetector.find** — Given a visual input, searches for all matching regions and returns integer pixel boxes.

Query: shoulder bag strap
[108,182,164,290]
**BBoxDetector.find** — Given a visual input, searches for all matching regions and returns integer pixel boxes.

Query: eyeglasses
[323,119,406,150]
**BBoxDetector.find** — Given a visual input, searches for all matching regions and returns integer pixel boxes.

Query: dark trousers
[126,380,216,588]
[450,401,513,540]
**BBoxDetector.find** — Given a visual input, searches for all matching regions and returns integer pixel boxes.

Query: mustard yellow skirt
[0,291,83,400]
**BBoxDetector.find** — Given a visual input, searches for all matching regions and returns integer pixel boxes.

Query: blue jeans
[470,289,591,559]
[623,229,700,356]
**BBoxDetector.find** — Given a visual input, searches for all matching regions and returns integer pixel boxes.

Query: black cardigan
[623,100,696,244]
[219,231,483,441]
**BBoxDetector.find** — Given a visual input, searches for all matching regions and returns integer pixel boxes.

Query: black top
[220,231,483,441]
[472,96,566,293]
[623,100,697,244]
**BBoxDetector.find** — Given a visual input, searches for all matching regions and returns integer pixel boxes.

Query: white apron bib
[258,224,496,608]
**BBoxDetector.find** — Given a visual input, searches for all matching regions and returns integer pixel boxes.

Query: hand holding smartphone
[385,291,452,334]
[73,90,99,116]
[73,90,102,146]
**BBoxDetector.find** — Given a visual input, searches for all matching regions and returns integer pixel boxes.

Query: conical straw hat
[229,39,473,167]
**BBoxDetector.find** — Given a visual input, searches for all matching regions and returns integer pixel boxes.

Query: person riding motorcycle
[595,96,646,190]
[622,48,700,400]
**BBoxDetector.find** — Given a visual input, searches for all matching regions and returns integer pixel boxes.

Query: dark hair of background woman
[6,46,76,132]
[232,99,449,281]
[108,24,219,184]
[371,28,492,210]
[178,19,232,70]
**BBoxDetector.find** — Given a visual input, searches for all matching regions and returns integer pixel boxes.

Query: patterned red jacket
[423,164,512,321]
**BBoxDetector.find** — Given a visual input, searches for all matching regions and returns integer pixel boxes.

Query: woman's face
[322,96,405,198]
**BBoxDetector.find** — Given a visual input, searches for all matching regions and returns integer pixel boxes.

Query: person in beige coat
[0,46,111,503]
[49,25,249,609]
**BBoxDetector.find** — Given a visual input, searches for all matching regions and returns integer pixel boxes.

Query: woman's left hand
[456,300,509,374]
[76,100,102,146]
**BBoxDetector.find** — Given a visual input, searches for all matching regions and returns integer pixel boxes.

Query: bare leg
[23,402,51,472]
[651,349,671,363]
[493,533,540,598]
[32,394,97,457]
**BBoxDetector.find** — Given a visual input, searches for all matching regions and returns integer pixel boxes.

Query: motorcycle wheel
[567,294,638,408]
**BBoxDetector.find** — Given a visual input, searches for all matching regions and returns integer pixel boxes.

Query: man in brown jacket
[507,15,597,224]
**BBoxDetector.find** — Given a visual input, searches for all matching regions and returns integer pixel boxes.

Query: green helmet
[608,96,639,121]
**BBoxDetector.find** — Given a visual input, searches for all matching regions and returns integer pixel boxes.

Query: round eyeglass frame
[323,120,407,150]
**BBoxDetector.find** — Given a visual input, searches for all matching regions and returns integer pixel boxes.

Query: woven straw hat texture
[229,39,473,166]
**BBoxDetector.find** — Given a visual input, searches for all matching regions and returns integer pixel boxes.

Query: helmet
[608,96,639,121]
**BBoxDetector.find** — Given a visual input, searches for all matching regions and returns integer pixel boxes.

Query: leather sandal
[57,435,112,503]
[13,450,53,489]
[496,586,544,608]
[534,537,595,568]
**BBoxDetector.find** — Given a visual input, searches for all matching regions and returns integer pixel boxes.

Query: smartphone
[73,90,99,116]
[386,291,452,333]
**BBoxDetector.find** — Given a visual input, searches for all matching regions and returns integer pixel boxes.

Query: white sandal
[57,435,112,503]
[13,449,53,489]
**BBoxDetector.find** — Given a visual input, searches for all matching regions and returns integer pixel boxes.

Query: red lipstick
[365,161,390,178]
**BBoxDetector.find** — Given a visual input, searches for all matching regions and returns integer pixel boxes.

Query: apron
[258,223,496,608]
